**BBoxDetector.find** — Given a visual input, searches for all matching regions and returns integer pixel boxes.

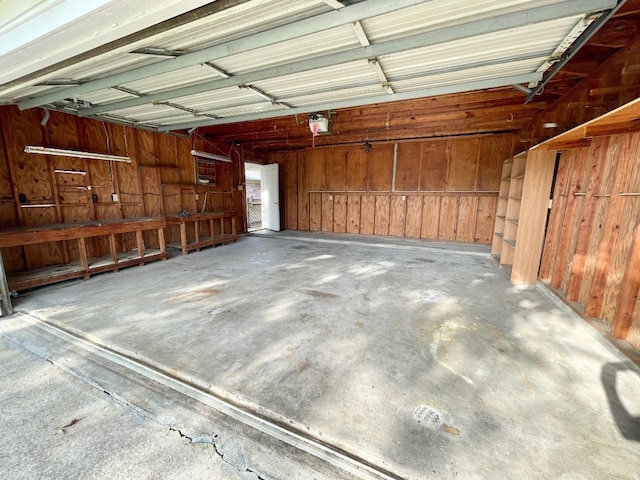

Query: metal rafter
[17,0,432,110]
[75,0,611,118]
[322,0,345,9]
[240,85,292,109]
[158,72,542,131]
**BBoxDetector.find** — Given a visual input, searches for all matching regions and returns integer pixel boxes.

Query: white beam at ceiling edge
[157,72,542,131]
[77,0,614,117]
[17,0,432,110]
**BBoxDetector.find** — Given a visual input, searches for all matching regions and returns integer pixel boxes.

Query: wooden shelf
[0,217,168,294]
[165,211,237,255]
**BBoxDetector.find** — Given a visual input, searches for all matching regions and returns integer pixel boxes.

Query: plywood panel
[586,134,638,317]
[601,196,640,325]
[157,134,178,167]
[162,184,182,216]
[389,196,406,237]
[309,192,322,231]
[360,195,375,235]
[306,148,325,191]
[374,195,390,236]
[88,160,117,209]
[46,111,80,150]
[3,108,53,205]
[347,195,361,234]
[333,194,347,233]
[286,153,298,229]
[438,196,458,240]
[456,195,478,243]
[395,142,421,191]
[405,196,422,239]
[176,137,196,184]
[135,129,159,166]
[566,137,615,301]
[550,149,589,290]
[478,136,513,191]
[139,166,162,217]
[420,140,448,191]
[298,152,309,230]
[321,193,334,232]
[0,203,24,272]
[475,196,498,244]
[346,149,367,191]
[0,132,13,201]
[181,186,197,213]
[325,150,346,191]
[448,138,479,191]
[367,144,394,191]
[421,196,441,240]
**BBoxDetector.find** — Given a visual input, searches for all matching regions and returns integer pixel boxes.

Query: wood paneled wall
[0,106,243,273]
[270,134,516,244]
[539,132,640,349]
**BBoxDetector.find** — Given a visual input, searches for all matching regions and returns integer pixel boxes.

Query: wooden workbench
[0,217,168,295]
[165,211,237,255]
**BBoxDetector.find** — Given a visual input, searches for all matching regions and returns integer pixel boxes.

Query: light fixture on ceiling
[190,149,232,163]
[24,146,131,163]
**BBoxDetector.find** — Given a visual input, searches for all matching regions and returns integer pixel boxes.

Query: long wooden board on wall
[269,133,515,244]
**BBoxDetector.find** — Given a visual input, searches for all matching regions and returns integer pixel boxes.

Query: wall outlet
[111,193,119,202]
[329,195,333,200]
[238,185,243,191]
[195,193,200,200]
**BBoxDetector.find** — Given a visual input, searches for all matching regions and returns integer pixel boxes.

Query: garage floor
[3,233,639,479]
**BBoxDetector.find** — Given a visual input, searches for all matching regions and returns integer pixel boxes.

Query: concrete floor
[2,232,639,479]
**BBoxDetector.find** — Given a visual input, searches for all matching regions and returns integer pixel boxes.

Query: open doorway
[244,162,262,232]
[244,162,280,232]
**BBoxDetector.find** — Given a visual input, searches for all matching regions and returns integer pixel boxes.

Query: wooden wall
[530,34,640,144]
[0,106,244,273]
[269,134,516,244]
[539,132,640,349]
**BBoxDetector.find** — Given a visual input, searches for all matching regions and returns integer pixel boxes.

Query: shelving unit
[491,156,512,260]
[491,147,558,283]
[491,152,526,274]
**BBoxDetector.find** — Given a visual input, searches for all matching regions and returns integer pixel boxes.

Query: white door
[261,163,280,231]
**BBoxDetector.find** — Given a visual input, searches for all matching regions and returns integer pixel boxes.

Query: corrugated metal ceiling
[0,0,622,132]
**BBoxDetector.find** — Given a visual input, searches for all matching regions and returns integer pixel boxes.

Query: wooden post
[0,250,13,316]
[511,148,557,284]
[78,237,90,279]
[179,222,187,255]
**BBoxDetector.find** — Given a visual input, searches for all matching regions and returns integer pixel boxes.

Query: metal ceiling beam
[122,50,547,126]
[17,0,432,110]
[526,0,626,102]
[157,72,542,131]
[76,0,609,117]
